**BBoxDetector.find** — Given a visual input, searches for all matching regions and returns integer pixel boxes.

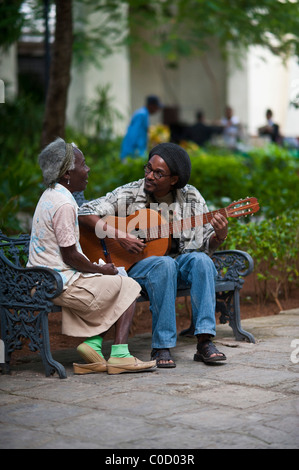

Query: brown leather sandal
[151,348,176,368]
[194,340,226,364]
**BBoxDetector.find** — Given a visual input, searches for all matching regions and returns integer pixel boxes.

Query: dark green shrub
[188,150,251,207]
[223,211,299,305]
[0,97,43,233]
[245,145,299,218]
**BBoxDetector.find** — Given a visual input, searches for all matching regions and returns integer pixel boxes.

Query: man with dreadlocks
[78,142,228,368]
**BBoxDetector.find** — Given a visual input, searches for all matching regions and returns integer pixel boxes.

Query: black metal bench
[137,249,255,344]
[0,229,255,379]
[0,231,66,379]
[73,191,255,343]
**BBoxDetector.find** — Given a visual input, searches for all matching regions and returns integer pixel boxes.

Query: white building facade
[1,21,298,140]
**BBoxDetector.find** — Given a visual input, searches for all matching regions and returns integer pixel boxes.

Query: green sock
[110,344,133,358]
[84,335,104,358]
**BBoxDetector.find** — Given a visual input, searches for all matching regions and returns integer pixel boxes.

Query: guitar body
[79,209,171,271]
[79,198,259,271]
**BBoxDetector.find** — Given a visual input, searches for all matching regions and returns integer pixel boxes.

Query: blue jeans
[128,252,217,349]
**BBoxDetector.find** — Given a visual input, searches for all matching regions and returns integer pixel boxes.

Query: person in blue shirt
[120,95,162,160]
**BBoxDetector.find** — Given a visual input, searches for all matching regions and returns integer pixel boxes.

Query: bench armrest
[0,253,63,308]
[0,231,30,267]
[212,249,254,289]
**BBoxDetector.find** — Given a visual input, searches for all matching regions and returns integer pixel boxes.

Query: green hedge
[0,97,43,233]
[1,105,299,304]
[70,137,299,303]
[67,136,299,222]
[222,211,299,304]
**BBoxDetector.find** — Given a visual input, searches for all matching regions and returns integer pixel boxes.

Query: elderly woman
[27,138,156,375]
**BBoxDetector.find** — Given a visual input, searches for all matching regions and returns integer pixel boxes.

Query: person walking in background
[221,105,241,149]
[184,110,223,147]
[258,109,281,143]
[120,95,163,160]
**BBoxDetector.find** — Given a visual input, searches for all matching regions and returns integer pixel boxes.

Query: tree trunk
[41,0,73,148]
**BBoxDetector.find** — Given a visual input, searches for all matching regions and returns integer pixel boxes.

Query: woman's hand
[98,263,118,275]
[60,245,118,274]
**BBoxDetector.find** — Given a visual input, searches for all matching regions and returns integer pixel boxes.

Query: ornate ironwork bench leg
[0,333,10,375]
[40,312,67,379]
[0,309,67,379]
[227,288,255,343]
[0,232,67,378]
[179,287,256,343]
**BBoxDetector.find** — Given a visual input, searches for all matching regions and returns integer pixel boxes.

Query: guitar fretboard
[141,207,229,241]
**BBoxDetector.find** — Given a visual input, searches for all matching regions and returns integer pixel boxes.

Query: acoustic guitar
[79,197,259,271]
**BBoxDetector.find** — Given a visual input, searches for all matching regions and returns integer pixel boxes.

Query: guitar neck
[170,207,228,236]
[146,207,228,240]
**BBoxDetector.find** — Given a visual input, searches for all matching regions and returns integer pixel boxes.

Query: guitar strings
[141,203,258,241]
[144,208,229,241]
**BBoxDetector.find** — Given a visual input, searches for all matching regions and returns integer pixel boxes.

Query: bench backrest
[0,231,30,267]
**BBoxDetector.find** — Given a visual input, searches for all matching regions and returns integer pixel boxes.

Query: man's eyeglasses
[144,164,172,180]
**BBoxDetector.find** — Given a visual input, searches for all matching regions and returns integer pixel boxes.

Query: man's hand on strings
[210,212,228,242]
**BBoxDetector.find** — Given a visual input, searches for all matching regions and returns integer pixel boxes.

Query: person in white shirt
[221,105,241,148]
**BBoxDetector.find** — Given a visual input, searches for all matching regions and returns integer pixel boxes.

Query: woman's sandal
[151,348,176,368]
[194,340,226,364]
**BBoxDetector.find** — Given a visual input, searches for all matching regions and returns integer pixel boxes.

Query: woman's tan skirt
[53,274,141,337]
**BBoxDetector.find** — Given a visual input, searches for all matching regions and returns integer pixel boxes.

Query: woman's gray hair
[38,137,76,187]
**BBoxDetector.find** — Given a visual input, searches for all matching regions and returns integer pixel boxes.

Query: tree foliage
[0,0,25,49]
[1,0,299,62]
[127,0,299,63]
[1,0,299,151]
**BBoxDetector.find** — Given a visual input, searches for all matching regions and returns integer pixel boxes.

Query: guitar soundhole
[131,228,146,240]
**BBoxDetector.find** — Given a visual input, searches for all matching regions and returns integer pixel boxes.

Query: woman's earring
[67,178,70,185]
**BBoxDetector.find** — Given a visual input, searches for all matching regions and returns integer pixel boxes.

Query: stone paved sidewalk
[0,309,298,450]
